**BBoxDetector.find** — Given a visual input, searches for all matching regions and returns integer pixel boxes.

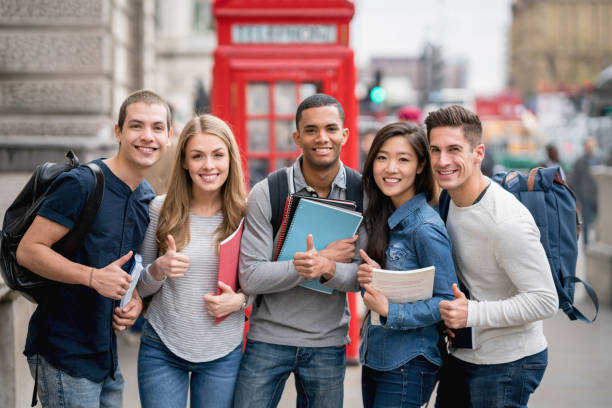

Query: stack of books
[274,194,363,294]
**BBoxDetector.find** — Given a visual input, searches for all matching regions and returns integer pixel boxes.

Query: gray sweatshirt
[239,159,364,347]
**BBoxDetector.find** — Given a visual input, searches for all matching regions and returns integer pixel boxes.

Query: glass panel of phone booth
[276,158,294,172]
[275,119,295,152]
[247,83,269,114]
[248,158,269,188]
[244,80,326,187]
[300,82,320,100]
[247,119,269,152]
[274,82,296,115]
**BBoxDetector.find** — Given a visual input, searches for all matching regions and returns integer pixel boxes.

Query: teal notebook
[277,198,363,294]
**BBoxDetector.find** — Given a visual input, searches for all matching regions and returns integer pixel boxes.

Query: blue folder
[277,198,363,294]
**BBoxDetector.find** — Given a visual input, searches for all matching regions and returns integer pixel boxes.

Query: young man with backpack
[16,90,172,407]
[234,94,364,408]
[425,105,558,408]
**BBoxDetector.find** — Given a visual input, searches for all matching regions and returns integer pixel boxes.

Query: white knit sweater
[447,181,558,364]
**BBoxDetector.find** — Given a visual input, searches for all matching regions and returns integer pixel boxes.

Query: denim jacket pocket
[386,245,407,263]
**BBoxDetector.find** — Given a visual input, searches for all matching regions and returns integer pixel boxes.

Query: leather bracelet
[88,267,95,288]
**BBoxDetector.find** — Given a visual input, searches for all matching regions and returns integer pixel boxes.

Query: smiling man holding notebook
[234,94,365,408]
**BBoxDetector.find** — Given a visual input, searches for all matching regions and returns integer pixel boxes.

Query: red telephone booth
[212,0,361,363]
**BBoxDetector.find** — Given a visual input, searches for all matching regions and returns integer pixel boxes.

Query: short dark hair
[295,93,344,130]
[117,89,171,131]
[424,105,482,148]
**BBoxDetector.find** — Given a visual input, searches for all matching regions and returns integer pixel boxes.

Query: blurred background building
[508,0,612,100]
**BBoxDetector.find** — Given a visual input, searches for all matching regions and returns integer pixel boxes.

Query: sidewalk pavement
[118,301,612,408]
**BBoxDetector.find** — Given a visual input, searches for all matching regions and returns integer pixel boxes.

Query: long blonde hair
[156,114,247,254]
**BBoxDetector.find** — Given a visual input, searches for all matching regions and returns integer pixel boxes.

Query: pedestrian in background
[397,105,422,124]
[542,143,566,180]
[426,105,558,408]
[360,127,378,171]
[137,114,248,408]
[569,136,602,244]
[357,122,457,408]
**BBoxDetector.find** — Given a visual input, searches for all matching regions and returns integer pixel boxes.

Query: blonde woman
[136,114,247,408]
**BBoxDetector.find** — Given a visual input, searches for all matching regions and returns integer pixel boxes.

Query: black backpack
[0,150,105,303]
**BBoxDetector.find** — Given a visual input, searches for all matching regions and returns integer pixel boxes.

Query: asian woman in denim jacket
[358,122,458,408]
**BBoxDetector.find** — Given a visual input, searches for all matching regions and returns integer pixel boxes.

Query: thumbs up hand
[439,283,469,329]
[203,281,247,317]
[357,249,381,287]
[357,249,388,316]
[293,234,336,280]
[148,235,190,281]
[90,251,133,300]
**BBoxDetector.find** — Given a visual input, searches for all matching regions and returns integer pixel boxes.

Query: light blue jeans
[233,339,346,408]
[26,354,123,408]
[137,320,242,408]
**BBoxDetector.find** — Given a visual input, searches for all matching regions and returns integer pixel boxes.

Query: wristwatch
[240,293,249,311]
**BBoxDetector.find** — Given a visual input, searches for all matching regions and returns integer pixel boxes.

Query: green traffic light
[370,86,386,104]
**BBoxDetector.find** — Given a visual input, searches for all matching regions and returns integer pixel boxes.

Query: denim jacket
[360,193,457,370]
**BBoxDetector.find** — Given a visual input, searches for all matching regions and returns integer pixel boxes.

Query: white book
[120,253,143,309]
[370,265,435,325]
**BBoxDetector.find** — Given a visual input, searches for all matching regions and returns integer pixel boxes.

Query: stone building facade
[0,0,157,406]
[509,0,612,97]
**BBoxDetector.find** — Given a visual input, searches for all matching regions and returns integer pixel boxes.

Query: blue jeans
[233,339,346,408]
[362,356,438,408]
[435,349,548,408]
[138,321,242,408]
[26,354,123,408]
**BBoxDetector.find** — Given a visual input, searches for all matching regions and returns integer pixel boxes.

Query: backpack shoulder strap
[438,189,451,223]
[267,168,289,239]
[344,166,363,213]
[54,162,105,256]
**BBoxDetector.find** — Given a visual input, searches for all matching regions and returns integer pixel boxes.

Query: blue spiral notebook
[276,198,363,294]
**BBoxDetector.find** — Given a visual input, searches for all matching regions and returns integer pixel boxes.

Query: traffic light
[370,86,386,104]
[369,69,386,104]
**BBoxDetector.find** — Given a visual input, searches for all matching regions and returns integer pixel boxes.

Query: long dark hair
[362,122,435,266]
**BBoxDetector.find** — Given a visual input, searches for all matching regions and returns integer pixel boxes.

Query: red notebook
[215,218,244,324]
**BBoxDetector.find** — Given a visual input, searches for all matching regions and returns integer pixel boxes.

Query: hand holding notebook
[439,283,474,348]
[368,265,435,325]
[276,196,363,294]
[213,218,244,324]
[293,234,337,280]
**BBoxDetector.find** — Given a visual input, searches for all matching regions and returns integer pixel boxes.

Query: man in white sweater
[424,105,558,408]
